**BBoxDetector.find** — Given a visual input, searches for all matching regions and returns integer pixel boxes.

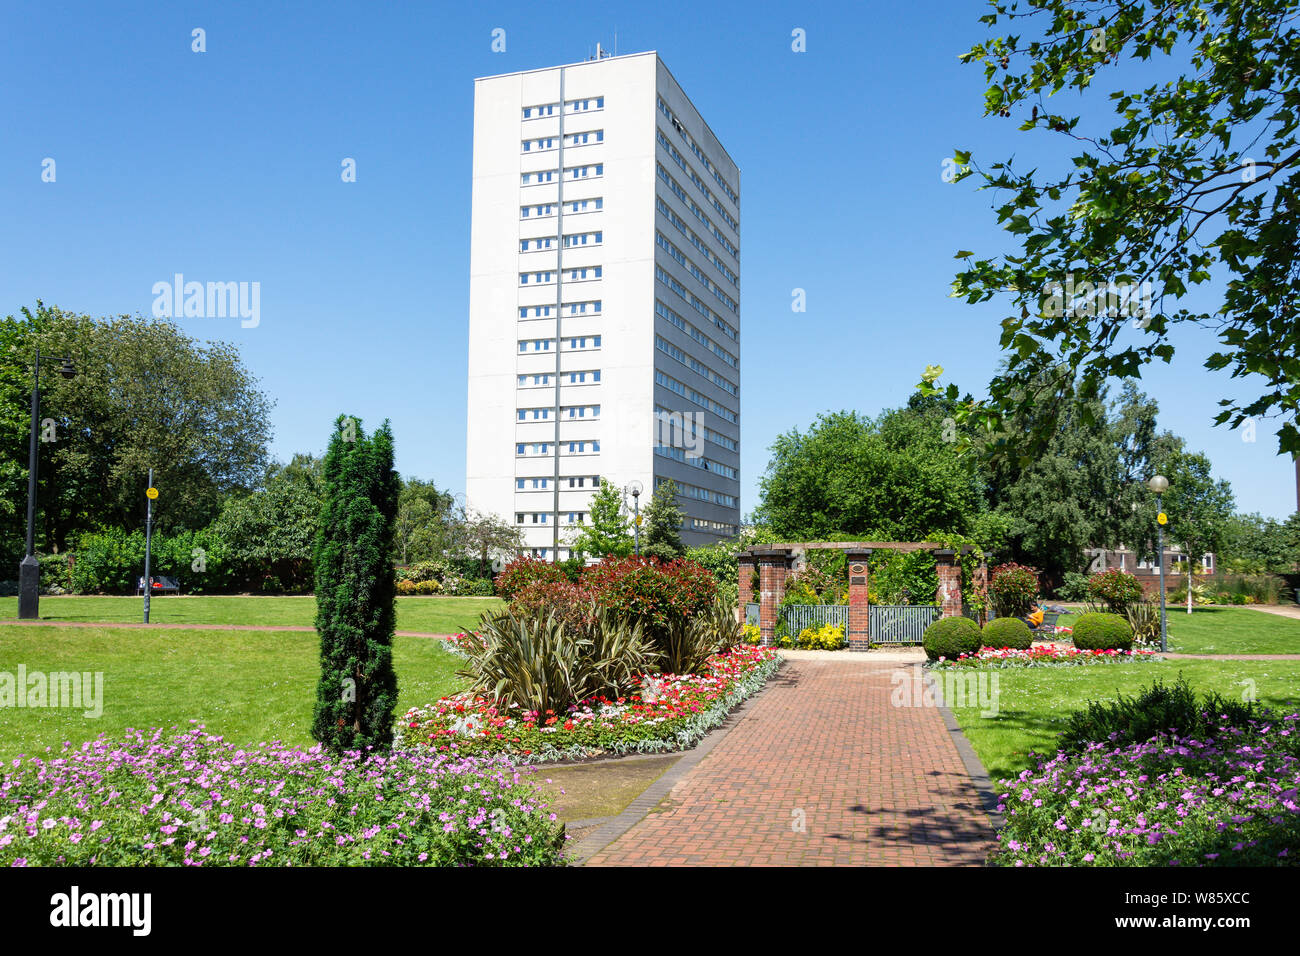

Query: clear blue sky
[3,0,1295,520]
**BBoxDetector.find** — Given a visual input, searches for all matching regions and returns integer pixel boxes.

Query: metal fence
[869,605,941,644]
[778,604,849,636]
[775,604,940,644]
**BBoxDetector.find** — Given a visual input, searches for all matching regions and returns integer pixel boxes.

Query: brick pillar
[935,549,963,618]
[846,549,872,651]
[737,553,756,618]
[972,559,989,625]
[757,550,792,647]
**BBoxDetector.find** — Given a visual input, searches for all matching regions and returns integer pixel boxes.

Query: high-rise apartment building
[466,51,741,559]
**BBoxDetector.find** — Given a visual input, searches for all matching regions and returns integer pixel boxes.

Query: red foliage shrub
[580,555,717,631]
[495,555,568,599]
[990,562,1040,617]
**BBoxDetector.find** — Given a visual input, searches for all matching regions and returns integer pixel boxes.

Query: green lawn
[0,594,503,633]
[949,658,1300,783]
[1059,605,1300,654]
[0,625,467,761]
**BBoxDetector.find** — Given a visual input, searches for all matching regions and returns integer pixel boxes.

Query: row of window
[656,230,738,315]
[657,97,739,206]
[518,301,602,318]
[517,370,601,387]
[517,404,600,421]
[656,127,739,233]
[691,517,737,536]
[656,195,738,288]
[516,475,600,490]
[520,197,603,218]
[522,129,605,153]
[516,511,587,525]
[654,443,738,479]
[516,441,600,456]
[655,334,738,397]
[654,404,737,452]
[521,164,604,186]
[518,335,601,352]
[519,266,602,285]
[655,162,739,261]
[656,263,738,343]
[656,476,738,510]
[655,369,738,424]
[520,230,603,252]
[521,97,604,119]
[655,299,737,370]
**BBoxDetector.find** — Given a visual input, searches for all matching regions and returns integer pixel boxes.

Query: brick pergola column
[737,552,757,617]
[934,549,963,618]
[757,549,793,647]
[846,549,872,651]
[972,559,990,625]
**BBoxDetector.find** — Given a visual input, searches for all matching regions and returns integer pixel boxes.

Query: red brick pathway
[585,657,996,866]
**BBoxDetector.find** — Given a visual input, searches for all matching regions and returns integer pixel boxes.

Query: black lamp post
[628,480,643,555]
[17,348,76,620]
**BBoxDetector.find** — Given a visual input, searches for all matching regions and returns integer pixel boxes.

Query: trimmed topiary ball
[983,616,1033,650]
[922,615,984,661]
[1070,612,1135,651]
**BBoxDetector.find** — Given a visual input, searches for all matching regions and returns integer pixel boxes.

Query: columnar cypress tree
[312,414,400,752]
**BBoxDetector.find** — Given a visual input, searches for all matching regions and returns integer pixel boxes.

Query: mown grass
[947,658,1300,782]
[0,594,503,634]
[0,625,467,761]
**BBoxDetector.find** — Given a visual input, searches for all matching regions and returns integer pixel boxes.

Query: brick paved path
[585,657,996,866]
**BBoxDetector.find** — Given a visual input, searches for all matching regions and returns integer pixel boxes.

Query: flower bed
[399,645,782,762]
[994,713,1300,866]
[0,726,566,867]
[928,643,1160,669]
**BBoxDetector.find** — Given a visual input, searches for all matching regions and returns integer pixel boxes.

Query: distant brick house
[1086,546,1215,596]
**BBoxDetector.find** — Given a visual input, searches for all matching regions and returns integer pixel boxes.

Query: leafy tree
[312,415,400,752]
[1220,511,1300,572]
[983,377,1173,585]
[395,476,454,564]
[753,409,984,541]
[214,454,322,592]
[947,0,1300,456]
[1,303,271,556]
[568,478,633,559]
[642,479,686,560]
[453,507,524,576]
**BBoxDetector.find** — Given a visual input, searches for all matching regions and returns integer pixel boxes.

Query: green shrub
[38,552,72,594]
[982,616,1033,650]
[1059,676,1258,754]
[1056,570,1092,602]
[1070,611,1135,651]
[922,615,983,661]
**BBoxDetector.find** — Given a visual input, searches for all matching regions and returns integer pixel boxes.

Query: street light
[1147,474,1170,652]
[18,349,76,619]
[627,480,643,555]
